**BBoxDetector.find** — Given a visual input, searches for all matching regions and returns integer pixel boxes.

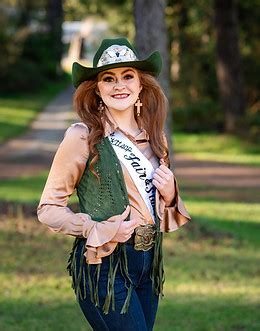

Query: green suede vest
[77,137,129,221]
[67,137,164,314]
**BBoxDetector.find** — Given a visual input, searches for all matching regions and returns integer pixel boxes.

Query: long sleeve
[37,123,91,235]
[37,123,123,239]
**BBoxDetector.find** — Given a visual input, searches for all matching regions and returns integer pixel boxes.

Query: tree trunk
[214,0,246,133]
[46,0,63,73]
[18,0,32,27]
[134,0,173,159]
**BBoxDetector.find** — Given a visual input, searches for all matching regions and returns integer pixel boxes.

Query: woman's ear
[95,89,100,96]
[139,85,143,93]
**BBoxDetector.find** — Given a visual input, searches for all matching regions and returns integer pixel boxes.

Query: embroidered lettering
[124,154,147,179]
[110,137,132,153]
[124,153,140,162]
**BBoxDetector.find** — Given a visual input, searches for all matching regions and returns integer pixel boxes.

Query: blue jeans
[74,240,159,331]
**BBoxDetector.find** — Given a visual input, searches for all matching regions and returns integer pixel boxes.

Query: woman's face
[97,67,142,114]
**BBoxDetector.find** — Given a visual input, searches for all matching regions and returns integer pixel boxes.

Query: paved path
[0,85,77,178]
[173,154,260,202]
[0,86,259,202]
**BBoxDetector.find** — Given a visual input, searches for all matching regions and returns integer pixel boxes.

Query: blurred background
[0,1,259,330]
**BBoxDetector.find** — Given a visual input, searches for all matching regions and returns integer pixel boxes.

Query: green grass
[0,196,259,331]
[0,218,87,331]
[185,199,260,245]
[0,173,48,204]
[0,172,79,205]
[0,76,70,143]
[173,132,260,166]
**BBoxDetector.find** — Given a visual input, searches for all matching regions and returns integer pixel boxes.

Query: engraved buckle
[134,225,156,251]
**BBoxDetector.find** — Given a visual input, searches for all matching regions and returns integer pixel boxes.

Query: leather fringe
[67,235,164,314]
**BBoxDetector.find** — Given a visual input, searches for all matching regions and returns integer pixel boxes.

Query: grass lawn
[173,132,260,166]
[0,76,71,143]
[0,197,259,331]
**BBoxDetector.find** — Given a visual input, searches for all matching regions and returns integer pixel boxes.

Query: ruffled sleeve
[156,175,191,232]
[156,133,191,232]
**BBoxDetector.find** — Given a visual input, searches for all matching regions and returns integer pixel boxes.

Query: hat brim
[72,51,162,88]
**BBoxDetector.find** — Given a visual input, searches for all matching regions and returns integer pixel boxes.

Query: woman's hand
[111,218,139,243]
[152,164,176,206]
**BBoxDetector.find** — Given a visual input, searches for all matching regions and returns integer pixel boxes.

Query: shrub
[172,99,223,132]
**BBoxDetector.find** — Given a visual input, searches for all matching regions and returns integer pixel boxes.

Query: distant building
[61,18,113,72]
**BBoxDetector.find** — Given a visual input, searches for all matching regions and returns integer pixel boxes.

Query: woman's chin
[106,106,134,113]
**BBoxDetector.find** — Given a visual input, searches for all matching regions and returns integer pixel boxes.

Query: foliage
[172,99,223,132]
[0,0,259,136]
[1,32,64,93]
[166,0,259,136]
[0,0,63,93]
[166,1,217,109]
[238,0,260,111]
[64,0,134,40]
[246,108,260,143]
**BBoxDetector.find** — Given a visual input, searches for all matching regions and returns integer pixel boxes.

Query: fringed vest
[67,137,164,314]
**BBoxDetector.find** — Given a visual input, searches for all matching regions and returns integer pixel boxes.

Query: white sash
[108,131,156,221]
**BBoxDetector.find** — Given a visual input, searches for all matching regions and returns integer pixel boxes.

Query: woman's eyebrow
[121,69,135,74]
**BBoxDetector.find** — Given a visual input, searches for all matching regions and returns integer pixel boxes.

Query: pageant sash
[108,131,156,221]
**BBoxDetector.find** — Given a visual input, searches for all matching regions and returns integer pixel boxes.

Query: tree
[46,0,64,74]
[134,0,173,156]
[214,0,246,133]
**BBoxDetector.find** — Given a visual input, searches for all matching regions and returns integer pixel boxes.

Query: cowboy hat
[72,37,162,88]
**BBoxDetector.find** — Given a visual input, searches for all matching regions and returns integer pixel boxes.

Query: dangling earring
[98,100,105,112]
[135,97,142,117]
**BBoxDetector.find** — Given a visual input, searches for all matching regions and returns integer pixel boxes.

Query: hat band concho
[97,45,138,67]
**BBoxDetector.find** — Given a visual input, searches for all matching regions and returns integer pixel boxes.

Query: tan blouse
[37,122,191,264]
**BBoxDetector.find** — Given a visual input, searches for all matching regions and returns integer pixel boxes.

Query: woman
[37,38,191,331]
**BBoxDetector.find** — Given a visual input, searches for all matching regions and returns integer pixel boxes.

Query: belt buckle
[134,224,156,251]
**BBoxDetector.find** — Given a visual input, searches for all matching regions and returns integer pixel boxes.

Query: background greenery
[1,0,259,140]
[0,1,259,330]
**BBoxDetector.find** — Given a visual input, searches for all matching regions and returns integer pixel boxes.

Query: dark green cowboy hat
[72,37,162,88]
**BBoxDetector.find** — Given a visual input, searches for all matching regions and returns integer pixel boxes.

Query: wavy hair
[73,70,169,176]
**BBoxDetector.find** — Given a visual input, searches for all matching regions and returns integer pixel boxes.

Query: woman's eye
[124,74,134,80]
[103,76,114,82]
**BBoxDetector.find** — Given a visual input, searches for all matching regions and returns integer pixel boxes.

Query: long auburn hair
[73,69,169,175]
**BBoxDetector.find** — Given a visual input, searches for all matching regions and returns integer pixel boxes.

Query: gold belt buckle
[134,224,156,251]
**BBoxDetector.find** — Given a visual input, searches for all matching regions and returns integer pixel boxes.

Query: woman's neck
[106,108,140,136]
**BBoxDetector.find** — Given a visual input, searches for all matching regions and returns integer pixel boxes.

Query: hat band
[97,45,138,68]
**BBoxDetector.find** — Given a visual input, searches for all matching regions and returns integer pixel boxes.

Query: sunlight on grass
[0,172,77,204]
[0,215,259,331]
[0,218,88,330]
[0,173,48,203]
[166,283,259,299]
[187,199,260,223]
[184,199,260,245]
[0,77,70,143]
[173,132,260,165]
